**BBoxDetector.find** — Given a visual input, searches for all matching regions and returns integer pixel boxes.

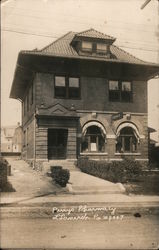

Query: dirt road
[1,215,159,249]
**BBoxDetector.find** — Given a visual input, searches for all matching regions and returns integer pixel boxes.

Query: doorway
[48,129,68,159]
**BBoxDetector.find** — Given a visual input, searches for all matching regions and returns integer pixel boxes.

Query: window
[97,43,107,53]
[121,81,132,102]
[69,77,80,98]
[116,127,137,153]
[81,125,105,153]
[54,76,80,99]
[81,41,92,51]
[109,81,120,101]
[109,80,132,102]
[55,76,66,98]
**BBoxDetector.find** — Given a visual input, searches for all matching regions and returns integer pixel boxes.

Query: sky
[1,0,159,140]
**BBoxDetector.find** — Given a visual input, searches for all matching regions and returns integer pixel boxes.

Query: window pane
[97,43,107,51]
[82,41,92,49]
[69,78,79,88]
[109,91,120,101]
[124,137,131,151]
[109,81,119,90]
[69,88,80,99]
[121,92,132,102]
[55,87,66,98]
[55,76,66,86]
[122,82,131,91]
[81,137,89,152]
[98,136,105,152]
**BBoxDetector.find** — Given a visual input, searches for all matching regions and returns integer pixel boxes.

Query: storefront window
[81,125,105,153]
[116,127,137,153]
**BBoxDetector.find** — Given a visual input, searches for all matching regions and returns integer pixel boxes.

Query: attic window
[82,41,92,51]
[97,43,107,52]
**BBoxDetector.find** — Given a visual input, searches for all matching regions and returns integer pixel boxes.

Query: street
[1,215,159,249]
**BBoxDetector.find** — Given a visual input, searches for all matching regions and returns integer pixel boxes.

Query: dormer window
[97,43,107,53]
[81,41,92,51]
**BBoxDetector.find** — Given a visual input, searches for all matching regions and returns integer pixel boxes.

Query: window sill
[80,152,108,156]
[54,96,81,100]
[115,153,141,156]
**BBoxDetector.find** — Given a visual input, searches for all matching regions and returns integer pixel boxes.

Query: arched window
[81,125,105,153]
[116,127,138,153]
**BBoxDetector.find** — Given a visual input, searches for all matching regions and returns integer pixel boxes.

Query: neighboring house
[1,126,16,152]
[10,29,159,164]
[1,124,22,153]
[12,123,23,152]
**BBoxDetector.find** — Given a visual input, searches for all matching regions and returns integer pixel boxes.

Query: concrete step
[42,160,79,173]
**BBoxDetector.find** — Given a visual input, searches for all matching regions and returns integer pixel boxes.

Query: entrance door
[48,129,68,159]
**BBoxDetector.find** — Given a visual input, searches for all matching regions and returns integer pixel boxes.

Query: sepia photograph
[1,0,159,249]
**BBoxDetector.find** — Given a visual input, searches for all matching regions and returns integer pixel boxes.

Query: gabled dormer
[71,28,116,58]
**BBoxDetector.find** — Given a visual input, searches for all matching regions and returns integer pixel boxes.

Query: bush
[0,157,8,190]
[50,166,70,187]
[50,166,62,179]
[123,159,142,181]
[77,157,142,183]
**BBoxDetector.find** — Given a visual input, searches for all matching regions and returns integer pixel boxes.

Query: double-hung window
[68,77,80,99]
[109,80,132,102]
[109,81,120,101]
[55,76,80,99]
[121,81,132,102]
[54,76,66,98]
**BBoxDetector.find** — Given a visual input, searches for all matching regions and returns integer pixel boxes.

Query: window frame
[54,75,67,99]
[81,126,105,153]
[96,43,108,54]
[81,41,93,52]
[109,80,133,103]
[54,75,81,100]
[116,127,138,153]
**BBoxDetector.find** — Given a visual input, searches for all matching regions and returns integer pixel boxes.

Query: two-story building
[10,29,159,165]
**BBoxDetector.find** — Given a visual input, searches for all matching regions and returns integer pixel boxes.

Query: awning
[82,121,106,136]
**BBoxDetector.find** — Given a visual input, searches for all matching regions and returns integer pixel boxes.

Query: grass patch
[124,173,159,195]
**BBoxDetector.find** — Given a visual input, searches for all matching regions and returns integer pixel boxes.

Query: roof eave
[19,50,159,68]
